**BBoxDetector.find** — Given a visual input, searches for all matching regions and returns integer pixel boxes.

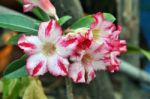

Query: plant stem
[65,78,74,99]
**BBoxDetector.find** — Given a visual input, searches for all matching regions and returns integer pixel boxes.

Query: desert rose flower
[23,0,58,20]
[18,20,77,76]
[91,12,127,72]
[68,29,108,83]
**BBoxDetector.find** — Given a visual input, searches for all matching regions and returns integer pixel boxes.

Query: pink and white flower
[18,20,77,76]
[68,29,108,83]
[23,0,58,20]
[90,12,127,73]
[67,15,127,83]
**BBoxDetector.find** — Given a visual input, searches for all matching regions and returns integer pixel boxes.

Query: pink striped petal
[107,64,119,73]
[47,55,69,76]
[18,34,42,55]
[69,62,85,83]
[106,40,127,53]
[70,50,85,62]
[91,12,104,28]
[38,20,62,42]
[104,52,121,72]
[110,25,122,40]
[90,43,108,60]
[106,52,121,72]
[85,66,96,83]
[57,35,78,57]
[26,53,47,76]
[110,52,121,65]
[76,29,93,50]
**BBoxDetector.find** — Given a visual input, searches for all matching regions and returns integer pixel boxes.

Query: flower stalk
[65,78,74,99]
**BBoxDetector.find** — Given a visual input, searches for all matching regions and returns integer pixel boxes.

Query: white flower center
[81,53,93,65]
[42,42,56,55]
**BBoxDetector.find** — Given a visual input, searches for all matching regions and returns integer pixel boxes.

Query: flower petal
[57,35,78,57]
[110,52,121,65]
[38,20,62,42]
[23,4,34,12]
[76,29,93,50]
[85,66,96,83]
[92,60,107,71]
[39,0,57,17]
[47,54,69,76]
[69,62,85,83]
[105,52,121,72]
[91,12,104,28]
[105,40,127,53]
[26,53,47,76]
[89,43,108,60]
[110,25,122,40]
[18,34,42,55]
[101,20,113,29]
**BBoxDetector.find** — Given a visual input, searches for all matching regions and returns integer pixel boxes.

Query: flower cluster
[18,0,127,83]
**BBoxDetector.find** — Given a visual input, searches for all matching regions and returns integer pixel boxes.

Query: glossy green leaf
[58,16,72,25]
[4,66,28,79]
[70,15,94,29]
[7,34,21,45]
[0,14,39,35]
[103,13,116,22]
[32,8,50,21]
[128,45,150,60]
[4,55,27,76]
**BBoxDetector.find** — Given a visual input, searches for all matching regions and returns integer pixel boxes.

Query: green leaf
[2,77,30,99]
[58,16,72,25]
[128,45,150,60]
[7,34,21,45]
[70,15,94,29]
[0,14,39,35]
[0,80,2,93]
[2,79,22,99]
[141,49,150,60]
[0,6,39,23]
[103,13,116,22]
[4,55,27,76]
[4,66,28,79]
[32,8,50,21]
[3,54,28,79]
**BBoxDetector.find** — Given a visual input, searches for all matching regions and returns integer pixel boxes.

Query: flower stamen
[81,53,93,65]
[92,28,101,41]
[43,42,56,55]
